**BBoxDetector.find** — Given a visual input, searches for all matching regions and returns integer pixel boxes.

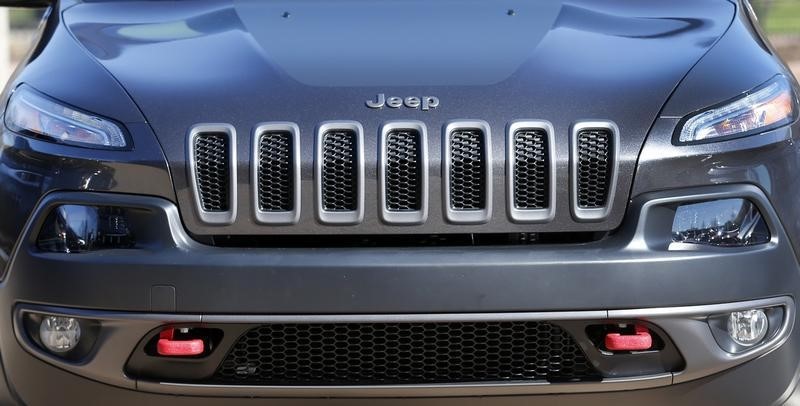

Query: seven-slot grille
[188,122,618,225]
[321,130,359,212]
[193,133,230,212]
[256,131,294,212]
[512,129,550,210]
[576,129,613,209]
[448,129,487,210]
[385,129,423,211]
[212,321,600,385]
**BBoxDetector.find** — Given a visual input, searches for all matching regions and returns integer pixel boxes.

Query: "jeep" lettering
[366,94,439,111]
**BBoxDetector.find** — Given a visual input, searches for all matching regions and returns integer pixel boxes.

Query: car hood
[65,0,733,133]
[62,0,734,234]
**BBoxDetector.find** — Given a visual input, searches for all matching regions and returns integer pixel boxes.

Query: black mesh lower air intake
[321,130,358,211]
[576,129,613,209]
[513,129,550,209]
[449,129,486,210]
[257,131,294,212]
[385,129,422,211]
[193,133,230,212]
[212,321,600,385]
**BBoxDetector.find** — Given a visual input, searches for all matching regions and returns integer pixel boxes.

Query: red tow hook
[604,324,653,351]
[157,328,205,357]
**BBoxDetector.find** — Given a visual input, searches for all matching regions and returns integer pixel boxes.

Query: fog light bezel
[707,306,785,354]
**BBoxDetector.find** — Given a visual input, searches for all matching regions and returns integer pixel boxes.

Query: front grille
[385,129,423,211]
[513,129,550,209]
[184,120,624,233]
[257,131,294,212]
[193,133,230,212]
[576,129,613,208]
[449,129,486,210]
[212,321,600,385]
[321,130,358,212]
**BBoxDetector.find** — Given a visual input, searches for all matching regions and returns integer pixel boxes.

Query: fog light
[672,199,769,247]
[727,309,769,347]
[39,316,81,353]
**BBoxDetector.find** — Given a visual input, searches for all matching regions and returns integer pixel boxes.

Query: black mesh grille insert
[513,129,549,209]
[212,321,599,385]
[449,129,486,210]
[577,129,613,208]
[257,131,294,212]
[193,133,230,212]
[385,129,422,211]
[321,130,358,211]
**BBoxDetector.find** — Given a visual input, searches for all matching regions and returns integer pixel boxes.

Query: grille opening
[257,131,294,212]
[199,232,607,248]
[576,129,613,209]
[212,321,600,385]
[449,129,486,210]
[193,133,230,212]
[385,129,423,212]
[321,130,358,212]
[513,129,550,210]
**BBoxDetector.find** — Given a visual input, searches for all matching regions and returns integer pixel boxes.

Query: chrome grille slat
[513,129,549,210]
[194,133,230,212]
[379,121,429,225]
[188,123,237,225]
[321,130,358,211]
[252,122,300,225]
[257,131,294,212]
[449,129,486,211]
[576,129,612,209]
[315,121,365,225]
[385,129,422,212]
[507,121,556,223]
[443,120,492,225]
[570,121,619,222]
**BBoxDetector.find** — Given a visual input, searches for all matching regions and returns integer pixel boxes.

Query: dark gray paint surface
[59,0,735,235]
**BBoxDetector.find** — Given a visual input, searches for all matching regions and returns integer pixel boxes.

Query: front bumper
[1,183,799,404]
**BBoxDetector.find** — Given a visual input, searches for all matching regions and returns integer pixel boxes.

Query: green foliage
[751,0,800,34]
[9,9,44,30]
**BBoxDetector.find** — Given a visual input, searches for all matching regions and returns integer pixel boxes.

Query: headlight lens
[4,85,127,149]
[679,75,797,143]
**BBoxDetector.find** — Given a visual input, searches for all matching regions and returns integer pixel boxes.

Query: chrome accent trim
[379,121,429,225]
[315,121,365,225]
[139,374,673,398]
[442,120,492,224]
[251,122,301,225]
[186,123,237,225]
[570,121,619,222]
[506,120,556,223]
[201,310,608,324]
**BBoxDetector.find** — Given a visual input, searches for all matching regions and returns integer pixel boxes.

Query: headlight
[4,85,127,149]
[678,75,797,144]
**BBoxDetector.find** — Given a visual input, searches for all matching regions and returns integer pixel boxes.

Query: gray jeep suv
[0,0,798,404]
